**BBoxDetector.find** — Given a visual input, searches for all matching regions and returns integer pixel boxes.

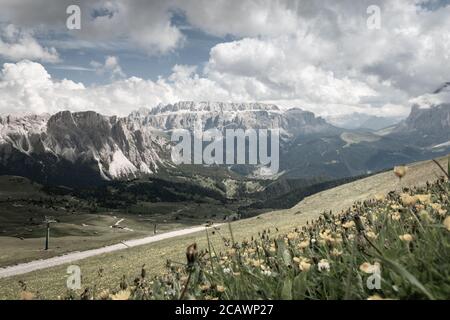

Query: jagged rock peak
[147,101,282,115]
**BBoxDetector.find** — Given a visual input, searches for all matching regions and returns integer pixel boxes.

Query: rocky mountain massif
[1,99,450,187]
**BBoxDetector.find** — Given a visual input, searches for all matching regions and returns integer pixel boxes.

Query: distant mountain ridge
[1,99,450,187]
[327,113,402,130]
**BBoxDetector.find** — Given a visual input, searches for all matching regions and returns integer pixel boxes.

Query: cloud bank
[0,0,449,118]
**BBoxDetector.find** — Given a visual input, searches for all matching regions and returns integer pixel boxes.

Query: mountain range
[1,95,450,187]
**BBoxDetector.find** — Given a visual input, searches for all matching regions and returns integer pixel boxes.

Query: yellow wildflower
[298,240,310,249]
[401,194,417,206]
[393,166,407,179]
[287,232,298,240]
[366,231,378,239]
[252,259,262,268]
[415,204,425,211]
[97,289,110,300]
[20,291,35,300]
[216,285,225,293]
[331,248,343,257]
[430,203,441,210]
[342,221,355,229]
[299,260,311,271]
[110,289,131,300]
[415,194,431,204]
[444,216,450,231]
[200,284,211,291]
[399,234,414,242]
[359,262,381,274]
[391,211,401,221]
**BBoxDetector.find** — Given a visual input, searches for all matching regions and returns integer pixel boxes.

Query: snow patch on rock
[108,150,138,178]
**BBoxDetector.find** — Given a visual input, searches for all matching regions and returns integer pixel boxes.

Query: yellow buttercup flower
[216,285,225,293]
[287,232,298,240]
[438,208,448,217]
[366,231,378,239]
[299,260,311,271]
[20,291,35,300]
[415,194,431,204]
[294,257,312,271]
[430,203,441,210]
[331,248,343,257]
[391,211,401,221]
[444,216,450,231]
[200,284,211,291]
[97,289,110,300]
[399,234,414,242]
[298,240,310,249]
[393,166,407,179]
[359,262,381,274]
[110,289,131,300]
[401,194,417,206]
[342,221,355,229]
[252,259,263,268]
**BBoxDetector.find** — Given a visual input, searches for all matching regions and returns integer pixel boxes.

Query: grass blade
[377,255,435,300]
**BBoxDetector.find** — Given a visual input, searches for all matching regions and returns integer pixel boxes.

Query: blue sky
[40,14,231,85]
[0,10,228,85]
[0,0,449,117]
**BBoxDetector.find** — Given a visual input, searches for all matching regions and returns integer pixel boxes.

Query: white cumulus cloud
[0,0,450,119]
[90,56,125,80]
[0,24,60,63]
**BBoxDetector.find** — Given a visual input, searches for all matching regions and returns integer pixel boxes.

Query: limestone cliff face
[0,102,334,184]
[1,99,449,187]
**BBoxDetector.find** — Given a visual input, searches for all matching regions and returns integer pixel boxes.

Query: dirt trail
[0,224,220,279]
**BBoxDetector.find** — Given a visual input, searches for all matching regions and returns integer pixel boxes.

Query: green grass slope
[0,156,448,299]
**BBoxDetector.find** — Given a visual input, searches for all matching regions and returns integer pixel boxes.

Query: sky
[0,0,449,118]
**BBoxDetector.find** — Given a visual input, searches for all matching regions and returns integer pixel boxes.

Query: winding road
[0,224,220,279]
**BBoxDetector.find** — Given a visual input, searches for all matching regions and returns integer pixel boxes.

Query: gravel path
[0,224,220,279]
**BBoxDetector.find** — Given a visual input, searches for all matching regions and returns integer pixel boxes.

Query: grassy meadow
[0,175,238,266]
[0,156,448,299]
